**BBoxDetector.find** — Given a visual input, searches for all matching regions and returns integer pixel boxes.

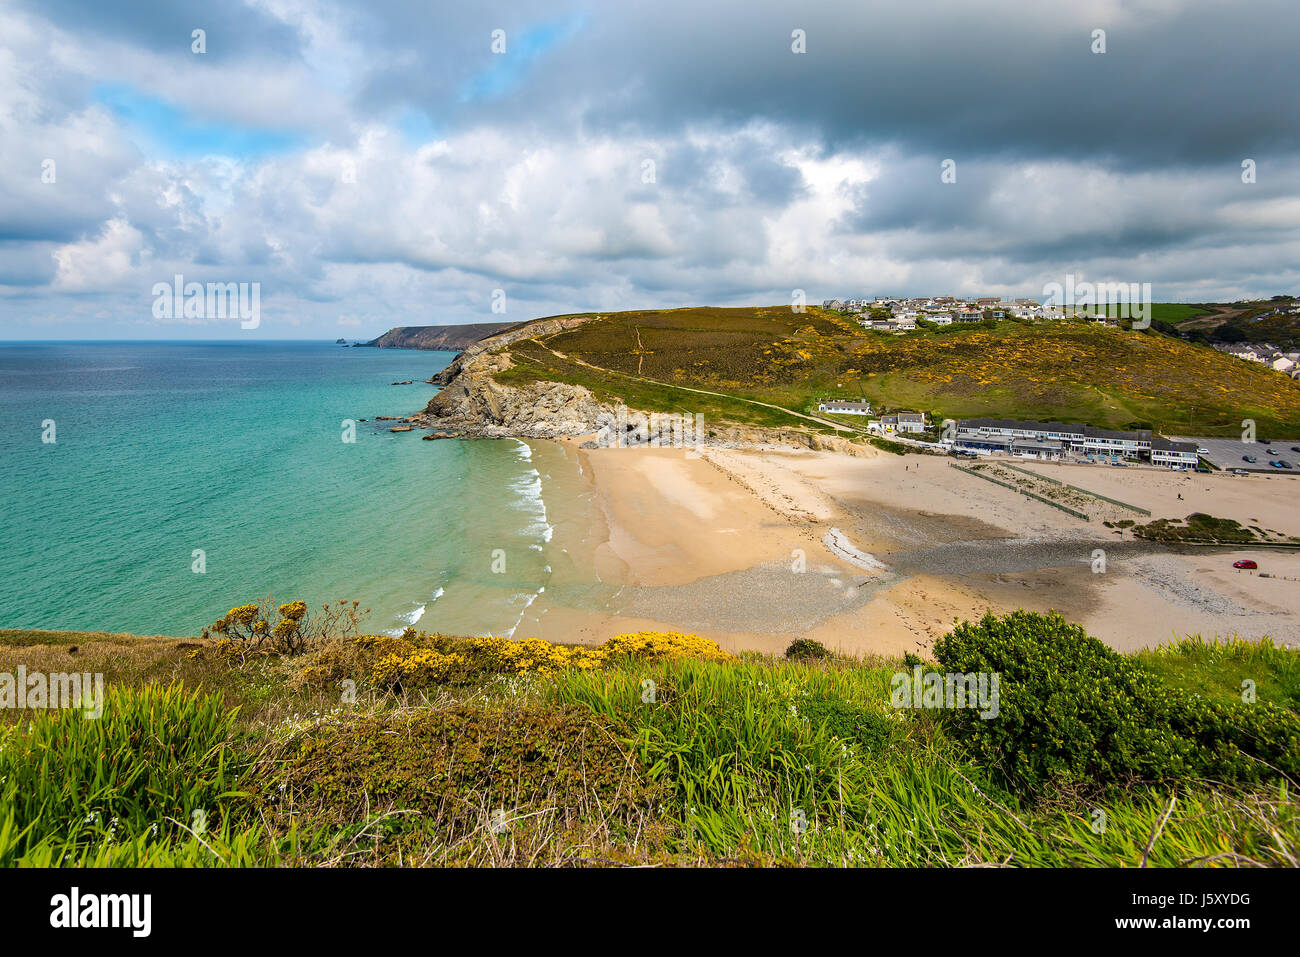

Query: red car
[1233,559,1258,570]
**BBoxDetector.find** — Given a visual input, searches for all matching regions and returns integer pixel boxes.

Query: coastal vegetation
[490,306,1300,438]
[1,608,1296,867]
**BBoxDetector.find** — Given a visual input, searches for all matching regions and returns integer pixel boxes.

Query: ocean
[0,341,574,637]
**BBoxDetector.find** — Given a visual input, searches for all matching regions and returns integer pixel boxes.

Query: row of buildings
[1214,342,1300,376]
[952,418,1200,468]
[814,399,1201,468]
[822,296,1065,330]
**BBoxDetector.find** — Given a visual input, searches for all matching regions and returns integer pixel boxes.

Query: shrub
[785,638,832,661]
[600,631,733,663]
[294,630,734,693]
[372,649,466,690]
[256,705,666,858]
[933,610,1300,792]
[204,597,368,657]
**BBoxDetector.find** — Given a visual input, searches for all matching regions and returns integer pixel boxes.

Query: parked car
[1195,465,1210,473]
[1233,559,1258,570]
[1270,460,1286,468]
[1283,461,1294,469]
[1196,446,1209,454]
[1243,455,1257,463]
[1232,468,1250,475]
[1267,448,1278,454]
[1291,446,1300,453]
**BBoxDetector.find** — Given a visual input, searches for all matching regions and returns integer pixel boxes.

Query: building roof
[958,418,1086,435]
[1150,436,1198,453]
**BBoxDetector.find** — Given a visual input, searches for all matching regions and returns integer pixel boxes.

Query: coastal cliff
[360,322,519,352]
[414,329,873,456]
[414,349,613,438]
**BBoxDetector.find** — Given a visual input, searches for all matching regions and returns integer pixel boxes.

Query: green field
[493,306,1300,437]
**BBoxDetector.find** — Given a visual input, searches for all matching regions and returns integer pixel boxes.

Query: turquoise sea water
[0,341,561,637]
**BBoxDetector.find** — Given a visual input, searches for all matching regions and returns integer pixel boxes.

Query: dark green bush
[785,638,832,661]
[932,611,1300,792]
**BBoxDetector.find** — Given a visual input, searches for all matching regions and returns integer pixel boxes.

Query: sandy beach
[507,439,1300,656]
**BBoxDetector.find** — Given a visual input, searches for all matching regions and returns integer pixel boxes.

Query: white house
[819,399,872,416]
[877,412,927,434]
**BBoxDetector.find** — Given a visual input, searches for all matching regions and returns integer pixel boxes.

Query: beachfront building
[1080,426,1152,459]
[1011,438,1065,461]
[818,399,872,416]
[1149,437,1199,468]
[953,418,1195,468]
[875,412,928,434]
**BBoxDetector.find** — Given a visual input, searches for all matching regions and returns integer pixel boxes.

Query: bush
[204,597,368,657]
[785,639,832,661]
[296,630,734,693]
[256,705,666,858]
[932,610,1300,792]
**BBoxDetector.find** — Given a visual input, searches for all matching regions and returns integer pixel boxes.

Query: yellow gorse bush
[601,631,735,662]
[372,649,465,689]
[341,630,733,691]
[467,636,606,676]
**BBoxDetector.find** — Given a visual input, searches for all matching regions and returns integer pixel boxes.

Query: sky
[0,0,1297,340]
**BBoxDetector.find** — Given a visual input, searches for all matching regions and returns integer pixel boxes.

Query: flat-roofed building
[818,399,872,415]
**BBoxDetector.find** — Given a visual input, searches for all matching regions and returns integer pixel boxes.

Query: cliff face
[414,351,613,438]
[427,313,597,386]
[361,322,518,352]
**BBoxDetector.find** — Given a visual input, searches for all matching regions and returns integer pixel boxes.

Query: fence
[1000,463,1151,515]
[955,467,1090,521]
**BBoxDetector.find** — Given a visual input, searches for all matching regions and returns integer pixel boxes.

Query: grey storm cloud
[344,0,1300,168]
[25,0,303,62]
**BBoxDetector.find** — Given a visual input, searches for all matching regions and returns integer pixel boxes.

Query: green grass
[1135,635,1300,712]
[1,617,1297,867]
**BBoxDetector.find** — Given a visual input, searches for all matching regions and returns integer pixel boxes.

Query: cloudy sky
[1,0,1297,339]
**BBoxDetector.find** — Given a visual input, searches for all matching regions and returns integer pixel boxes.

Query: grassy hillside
[1,607,1296,867]
[494,306,1300,436]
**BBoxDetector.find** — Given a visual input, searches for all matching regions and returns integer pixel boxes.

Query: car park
[1233,559,1258,569]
